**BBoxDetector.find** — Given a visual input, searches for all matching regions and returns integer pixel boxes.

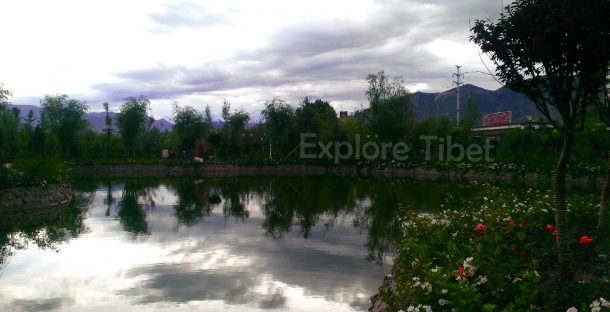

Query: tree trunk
[554,130,574,281]
[598,151,610,231]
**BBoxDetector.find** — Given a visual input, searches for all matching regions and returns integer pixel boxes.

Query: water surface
[0,177,458,311]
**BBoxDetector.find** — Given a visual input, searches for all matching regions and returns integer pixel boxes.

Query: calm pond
[0,177,464,311]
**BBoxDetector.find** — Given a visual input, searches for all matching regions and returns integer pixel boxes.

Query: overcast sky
[0,0,505,120]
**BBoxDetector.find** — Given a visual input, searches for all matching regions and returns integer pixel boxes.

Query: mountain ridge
[6,104,172,132]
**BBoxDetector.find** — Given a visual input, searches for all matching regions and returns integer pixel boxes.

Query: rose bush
[382,183,609,311]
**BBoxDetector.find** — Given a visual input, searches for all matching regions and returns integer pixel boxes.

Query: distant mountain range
[6,104,172,132]
[410,84,548,124]
[6,84,545,130]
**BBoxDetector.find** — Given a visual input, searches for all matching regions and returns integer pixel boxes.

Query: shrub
[382,183,609,311]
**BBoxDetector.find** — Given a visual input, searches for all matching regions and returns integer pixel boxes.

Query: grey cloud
[119,263,259,304]
[95,0,503,110]
[9,297,75,312]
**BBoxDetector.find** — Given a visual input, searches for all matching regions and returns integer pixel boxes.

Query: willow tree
[40,94,89,157]
[471,0,610,280]
[117,97,150,158]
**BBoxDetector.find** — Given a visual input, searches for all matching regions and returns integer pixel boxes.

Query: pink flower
[475,224,487,232]
[579,235,593,246]
[545,224,556,233]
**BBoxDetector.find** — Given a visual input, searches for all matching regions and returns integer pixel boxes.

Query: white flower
[476,275,488,285]
[439,299,448,306]
[421,282,432,293]
[590,299,602,312]
[431,267,438,273]
[566,306,578,312]
[422,305,432,312]
[441,289,448,294]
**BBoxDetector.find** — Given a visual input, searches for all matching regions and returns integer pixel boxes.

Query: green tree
[594,73,610,232]
[0,84,19,161]
[471,0,610,280]
[40,94,89,157]
[295,97,339,142]
[172,103,206,153]
[204,105,213,130]
[261,98,295,158]
[365,71,415,142]
[116,97,150,158]
[226,110,250,152]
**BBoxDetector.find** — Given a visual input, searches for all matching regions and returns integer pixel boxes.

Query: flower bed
[381,183,610,311]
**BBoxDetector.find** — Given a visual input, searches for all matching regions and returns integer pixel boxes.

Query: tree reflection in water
[0,194,90,275]
[103,177,457,264]
[115,181,157,238]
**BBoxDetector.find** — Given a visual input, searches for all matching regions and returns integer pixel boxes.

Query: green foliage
[116,96,150,157]
[261,98,295,156]
[0,102,20,162]
[295,97,339,142]
[384,184,609,311]
[471,0,610,131]
[471,0,610,280]
[40,94,89,157]
[366,71,415,141]
[172,103,208,152]
[0,156,72,189]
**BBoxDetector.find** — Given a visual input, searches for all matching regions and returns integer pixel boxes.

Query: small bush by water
[0,156,71,189]
[382,183,609,312]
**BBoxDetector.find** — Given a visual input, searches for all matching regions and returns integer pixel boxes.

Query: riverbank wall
[73,164,602,189]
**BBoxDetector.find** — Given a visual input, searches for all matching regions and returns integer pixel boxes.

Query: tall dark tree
[172,103,206,153]
[365,71,415,142]
[40,94,89,157]
[226,110,250,152]
[594,75,610,231]
[471,0,610,280]
[103,102,113,157]
[116,97,150,158]
[0,85,18,161]
[295,97,339,143]
[261,98,295,157]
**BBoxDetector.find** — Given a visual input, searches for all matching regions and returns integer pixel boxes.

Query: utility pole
[103,102,113,157]
[453,65,464,127]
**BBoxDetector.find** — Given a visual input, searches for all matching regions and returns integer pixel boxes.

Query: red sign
[484,111,512,127]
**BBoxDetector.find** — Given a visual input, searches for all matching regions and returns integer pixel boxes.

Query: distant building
[339,111,348,119]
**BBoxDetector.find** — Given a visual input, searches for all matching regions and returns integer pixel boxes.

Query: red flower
[507,219,517,230]
[454,266,469,280]
[545,224,556,233]
[579,235,593,246]
[475,224,488,232]
[552,230,558,237]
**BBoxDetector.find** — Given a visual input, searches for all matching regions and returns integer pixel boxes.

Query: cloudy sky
[0,0,504,120]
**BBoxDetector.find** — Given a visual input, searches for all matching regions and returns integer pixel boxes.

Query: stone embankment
[369,273,396,312]
[0,184,72,212]
[74,164,601,189]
